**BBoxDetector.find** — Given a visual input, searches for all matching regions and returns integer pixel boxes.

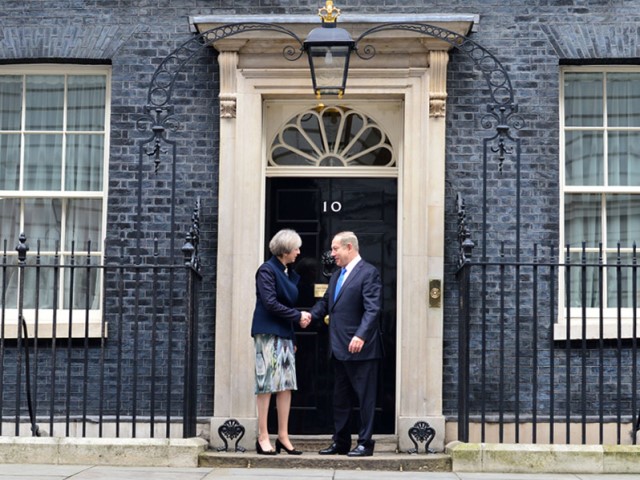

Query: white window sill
[1,309,106,339]
[554,309,640,341]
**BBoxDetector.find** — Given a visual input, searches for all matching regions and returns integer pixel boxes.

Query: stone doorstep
[209,434,406,455]
[198,451,452,472]
[265,434,400,452]
[202,434,449,471]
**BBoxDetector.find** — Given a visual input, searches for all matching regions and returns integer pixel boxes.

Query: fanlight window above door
[269,106,395,167]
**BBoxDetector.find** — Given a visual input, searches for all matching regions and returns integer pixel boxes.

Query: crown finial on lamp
[319,1,341,24]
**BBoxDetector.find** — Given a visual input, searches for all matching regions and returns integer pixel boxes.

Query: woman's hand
[299,311,311,328]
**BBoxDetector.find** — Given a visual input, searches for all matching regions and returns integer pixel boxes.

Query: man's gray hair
[269,229,302,257]
[334,231,359,251]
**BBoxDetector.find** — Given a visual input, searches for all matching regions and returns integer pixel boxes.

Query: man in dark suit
[311,231,383,457]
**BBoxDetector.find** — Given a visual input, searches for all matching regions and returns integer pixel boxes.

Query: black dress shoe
[255,440,277,455]
[318,443,350,455]
[275,438,303,455]
[347,444,374,457]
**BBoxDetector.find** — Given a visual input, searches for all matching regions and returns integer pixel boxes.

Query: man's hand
[348,336,365,353]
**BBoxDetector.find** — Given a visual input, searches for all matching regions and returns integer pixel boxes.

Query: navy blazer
[311,259,383,361]
[251,256,301,341]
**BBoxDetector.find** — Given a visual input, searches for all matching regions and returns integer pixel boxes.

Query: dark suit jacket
[311,259,383,361]
[251,256,300,341]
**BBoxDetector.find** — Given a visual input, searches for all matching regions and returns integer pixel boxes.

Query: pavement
[3,465,640,480]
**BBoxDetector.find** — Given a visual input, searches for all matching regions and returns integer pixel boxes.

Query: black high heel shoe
[256,439,277,455]
[275,438,303,455]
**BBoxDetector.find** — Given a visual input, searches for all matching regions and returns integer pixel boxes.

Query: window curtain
[0,76,22,191]
[565,193,601,308]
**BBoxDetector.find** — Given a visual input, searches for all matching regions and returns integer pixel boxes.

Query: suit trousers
[331,357,379,448]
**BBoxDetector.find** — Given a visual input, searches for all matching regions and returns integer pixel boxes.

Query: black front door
[265,177,397,435]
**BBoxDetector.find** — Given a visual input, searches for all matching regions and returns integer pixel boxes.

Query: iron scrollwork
[181,198,201,271]
[135,106,180,173]
[138,23,304,172]
[407,420,436,454]
[147,23,303,109]
[216,418,246,452]
[481,104,525,172]
[355,22,524,170]
[456,193,475,270]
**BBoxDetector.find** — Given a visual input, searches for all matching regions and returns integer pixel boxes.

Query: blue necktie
[334,268,347,301]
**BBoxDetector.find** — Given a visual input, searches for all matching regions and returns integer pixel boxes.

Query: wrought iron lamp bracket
[355,23,513,105]
[147,23,304,109]
[137,24,304,172]
[139,19,523,171]
[354,22,524,170]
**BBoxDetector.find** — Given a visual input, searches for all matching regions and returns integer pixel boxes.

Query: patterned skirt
[254,334,297,394]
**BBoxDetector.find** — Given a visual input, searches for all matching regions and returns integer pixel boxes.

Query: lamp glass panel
[309,46,349,91]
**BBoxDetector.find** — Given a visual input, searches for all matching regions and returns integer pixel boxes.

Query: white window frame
[557,65,640,340]
[0,64,111,339]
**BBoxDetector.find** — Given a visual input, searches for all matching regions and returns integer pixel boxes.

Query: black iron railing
[0,207,201,438]
[456,203,640,445]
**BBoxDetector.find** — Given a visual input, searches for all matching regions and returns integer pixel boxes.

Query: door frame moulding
[199,14,469,452]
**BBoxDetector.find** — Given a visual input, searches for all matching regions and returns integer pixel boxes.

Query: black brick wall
[2,0,639,426]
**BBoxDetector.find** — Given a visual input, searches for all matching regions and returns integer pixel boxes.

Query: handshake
[299,311,312,328]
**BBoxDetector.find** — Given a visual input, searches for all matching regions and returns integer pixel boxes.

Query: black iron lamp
[303,1,355,99]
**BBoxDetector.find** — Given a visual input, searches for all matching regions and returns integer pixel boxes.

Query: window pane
[0,198,20,243]
[270,106,396,167]
[67,75,106,131]
[65,134,104,191]
[323,109,356,152]
[25,75,64,131]
[0,75,22,130]
[287,115,319,155]
[64,199,102,251]
[608,131,640,186]
[607,253,639,308]
[24,134,62,190]
[271,145,310,166]
[23,256,59,309]
[63,256,100,309]
[0,134,20,189]
[565,193,601,248]
[607,194,640,247]
[23,198,62,251]
[564,72,603,127]
[565,131,603,186]
[568,252,600,308]
[0,265,19,308]
[342,121,393,166]
[607,72,640,127]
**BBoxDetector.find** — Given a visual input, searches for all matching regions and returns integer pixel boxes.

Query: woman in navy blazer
[251,229,311,455]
